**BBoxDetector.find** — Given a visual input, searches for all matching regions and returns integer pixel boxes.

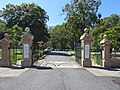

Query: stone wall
[111,58,120,68]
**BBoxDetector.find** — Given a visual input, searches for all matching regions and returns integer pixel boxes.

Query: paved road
[38,51,80,68]
[0,51,120,90]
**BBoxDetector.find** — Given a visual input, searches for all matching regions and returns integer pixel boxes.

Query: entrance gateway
[0,33,11,67]
[78,28,120,68]
[0,27,34,67]
[0,27,119,68]
[80,28,92,67]
[21,27,34,67]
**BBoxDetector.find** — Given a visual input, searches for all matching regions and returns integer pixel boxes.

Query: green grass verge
[10,49,23,64]
[91,54,101,65]
[0,49,45,64]
[0,46,1,57]
[11,54,22,64]
[0,49,23,64]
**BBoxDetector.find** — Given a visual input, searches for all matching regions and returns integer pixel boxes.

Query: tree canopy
[62,0,101,42]
[49,23,74,50]
[48,0,102,50]
[1,3,49,45]
[0,22,6,39]
[91,14,120,51]
[7,25,23,44]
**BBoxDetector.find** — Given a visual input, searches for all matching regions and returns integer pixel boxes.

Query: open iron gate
[75,44,81,64]
[32,44,44,64]
[10,44,23,65]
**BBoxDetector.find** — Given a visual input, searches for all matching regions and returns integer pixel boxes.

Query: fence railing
[10,44,23,64]
[0,45,2,60]
[91,52,102,65]
[111,52,120,58]
[75,45,81,64]
[32,45,44,64]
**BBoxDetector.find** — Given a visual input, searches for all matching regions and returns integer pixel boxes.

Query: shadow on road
[92,66,120,71]
[49,51,70,56]
[32,66,53,70]
[6,65,53,70]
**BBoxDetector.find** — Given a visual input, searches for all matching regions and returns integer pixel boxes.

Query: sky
[0,0,120,26]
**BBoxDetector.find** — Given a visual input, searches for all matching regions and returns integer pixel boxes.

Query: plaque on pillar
[100,35,111,68]
[85,44,90,59]
[21,27,34,67]
[23,44,29,58]
[80,28,92,67]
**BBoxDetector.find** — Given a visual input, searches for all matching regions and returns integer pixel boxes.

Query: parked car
[44,48,53,54]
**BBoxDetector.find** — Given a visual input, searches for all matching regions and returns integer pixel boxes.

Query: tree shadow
[10,65,53,70]
[32,65,53,70]
[49,51,70,56]
[92,66,120,71]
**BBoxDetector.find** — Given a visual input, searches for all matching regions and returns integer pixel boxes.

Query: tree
[0,22,23,44]
[91,14,120,51]
[104,26,120,51]
[0,22,6,39]
[49,23,74,50]
[6,25,23,44]
[62,0,101,42]
[1,3,49,45]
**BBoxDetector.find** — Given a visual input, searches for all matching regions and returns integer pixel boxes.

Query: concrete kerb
[33,54,47,66]
[0,53,48,78]
[68,51,75,56]
[85,60,120,77]
[33,60,44,66]
[68,51,83,69]
[85,66,120,77]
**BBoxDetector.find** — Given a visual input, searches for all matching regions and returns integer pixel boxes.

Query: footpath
[0,60,29,78]
[85,62,120,77]
[0,54,46,78]
[0,51,120,78]
[0,67,29,77]
[69,51,120,77]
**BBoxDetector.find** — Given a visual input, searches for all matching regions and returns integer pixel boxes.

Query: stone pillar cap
[25,27,30,33]
[84,28,89,33]
[100,34,110,44]
[4,33,9,40]
[80,28,90,40]
[103,34,107,38]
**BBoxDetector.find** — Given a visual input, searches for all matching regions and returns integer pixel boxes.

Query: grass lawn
[91,54,102,65]
[0,49,44,64]
[10,49,23,64]
[0,49,2,58]
[0,49,23,64]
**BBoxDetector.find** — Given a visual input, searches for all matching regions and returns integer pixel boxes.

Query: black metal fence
[91,43,102,65]
[10,44,23,65]
[32,44,44,64]
[91,52,102,65]
[10,44,44,65]
[0,45,2,60]
[75,45,81,64]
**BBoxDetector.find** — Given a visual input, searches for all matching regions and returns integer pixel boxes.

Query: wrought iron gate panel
[10,44,23,65]
[75,44,81,64]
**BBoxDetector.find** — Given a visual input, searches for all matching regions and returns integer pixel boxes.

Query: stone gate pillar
[0,33,11,67]
[100,35,111,68]
[21,27,34,67]
[80,28,92,67]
